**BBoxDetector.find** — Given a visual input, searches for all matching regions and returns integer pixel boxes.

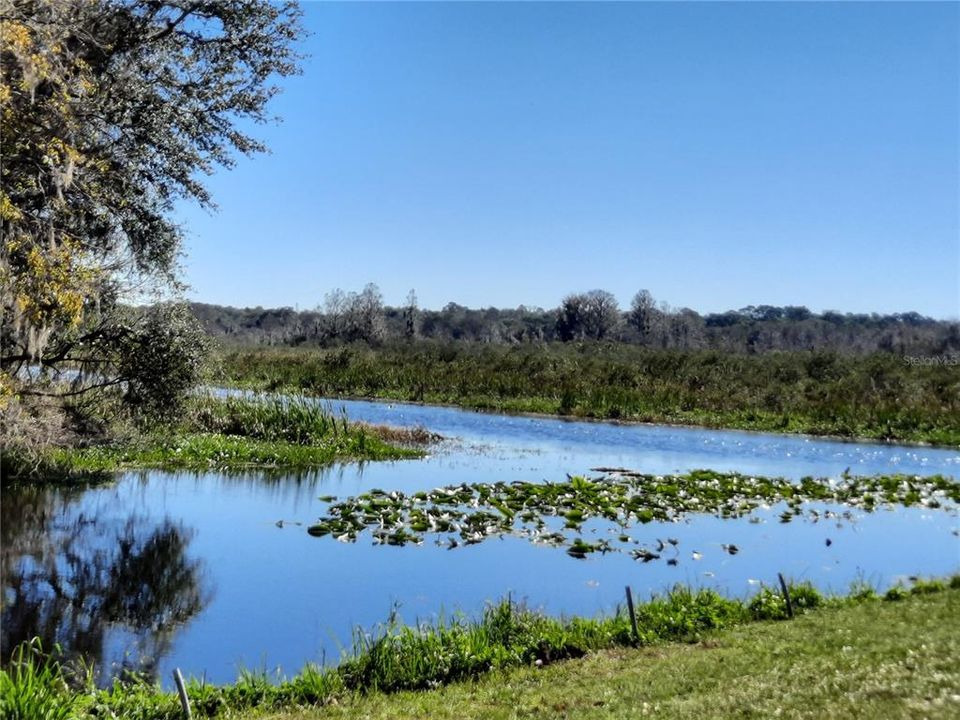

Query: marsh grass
[217,344,960,446]
[354,422,441,446]
[4,577,957,719]
[187,394,352,445]
[42,432,413,473]
[188,394,438,447]
[8,394,423,479]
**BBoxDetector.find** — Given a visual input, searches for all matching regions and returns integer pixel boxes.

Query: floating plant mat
[307,470,960,560]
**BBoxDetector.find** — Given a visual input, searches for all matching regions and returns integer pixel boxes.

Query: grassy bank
[216,344,960,446]
[3,577,958,719]
[276,580,960,720]
[2,394,422,480]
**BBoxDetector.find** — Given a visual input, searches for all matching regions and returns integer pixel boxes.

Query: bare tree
[583,290,620,340]
[403,289,419,341]
[556,290,620,340]
[629,289,659,344]
[346,283,385,343]
[322,289,348,341]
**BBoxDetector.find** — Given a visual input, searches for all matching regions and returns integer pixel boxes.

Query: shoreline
[218,383,960,451]
[4,576,958,718]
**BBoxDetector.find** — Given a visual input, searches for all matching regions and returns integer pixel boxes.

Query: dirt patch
[357,422,442,446]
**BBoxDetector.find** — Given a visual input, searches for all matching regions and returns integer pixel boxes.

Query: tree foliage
[0,0,302,413]
[190,291,959,356]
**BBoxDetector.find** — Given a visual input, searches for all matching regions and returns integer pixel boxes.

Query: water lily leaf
[305,470,959,561]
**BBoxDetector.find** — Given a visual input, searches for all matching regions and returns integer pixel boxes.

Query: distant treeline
[190,286,959,355]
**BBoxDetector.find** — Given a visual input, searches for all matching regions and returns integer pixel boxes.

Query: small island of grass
[2,393,427,481]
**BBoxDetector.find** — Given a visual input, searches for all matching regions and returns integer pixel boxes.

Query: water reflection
[1,397,958,686]
[1,483,209,681]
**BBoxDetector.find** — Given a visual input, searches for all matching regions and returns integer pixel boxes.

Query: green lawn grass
[4,583,957,719]
[263,587,960,720]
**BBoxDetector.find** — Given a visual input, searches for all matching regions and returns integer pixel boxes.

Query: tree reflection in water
[1,482,209,682]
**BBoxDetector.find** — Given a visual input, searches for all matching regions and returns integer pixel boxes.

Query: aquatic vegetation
[307,470,960,560]
[188,393,354,445]
[353,422,441,446]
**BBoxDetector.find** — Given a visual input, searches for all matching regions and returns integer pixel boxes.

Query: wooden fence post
[777,572,794,619]
[173,667,192,719]
[625,586,639,644]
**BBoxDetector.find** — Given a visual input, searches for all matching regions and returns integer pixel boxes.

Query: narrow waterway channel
[3,396,958,685]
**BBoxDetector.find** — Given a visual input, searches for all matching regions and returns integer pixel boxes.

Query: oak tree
[0,0,302,413]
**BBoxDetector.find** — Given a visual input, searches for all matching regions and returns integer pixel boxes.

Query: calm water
[3,397,959,685]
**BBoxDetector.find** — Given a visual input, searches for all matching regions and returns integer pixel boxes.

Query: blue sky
[177,1,959,318]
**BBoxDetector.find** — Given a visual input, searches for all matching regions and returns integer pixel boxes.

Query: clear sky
[177,1,959,318]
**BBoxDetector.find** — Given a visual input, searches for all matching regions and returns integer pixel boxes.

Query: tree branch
[19,377,126,398]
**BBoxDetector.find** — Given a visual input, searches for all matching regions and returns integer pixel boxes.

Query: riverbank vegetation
[216,343,960,445]
[1,394,423,481]
[267,580,960,720]
[3,577,958,720]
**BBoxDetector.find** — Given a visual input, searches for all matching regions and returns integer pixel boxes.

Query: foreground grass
[3,579,958,719]
[3,394,421,479]
[275,584,960,720]
[217,344,960,446]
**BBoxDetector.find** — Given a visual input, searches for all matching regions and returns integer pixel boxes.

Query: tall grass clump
[0,640,78,720]
[634,586,748,640]
[337,600,609,693]
[337,586,754,694]
[188,393,349,445]
[748,581,824,621]
[186,393,431,456]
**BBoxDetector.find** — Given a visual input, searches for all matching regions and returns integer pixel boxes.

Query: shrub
[748,587,790,621]
[909,578,947,595]
[788,581,824,611]
[884,585,909,602]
